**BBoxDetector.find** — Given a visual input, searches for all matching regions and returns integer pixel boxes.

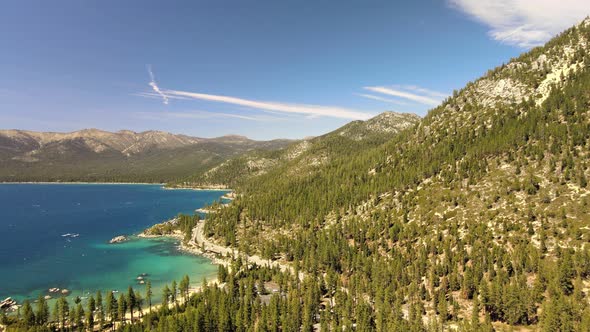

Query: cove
[0,183,226,303]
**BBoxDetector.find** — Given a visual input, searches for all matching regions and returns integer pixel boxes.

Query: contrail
[146,65,169,105]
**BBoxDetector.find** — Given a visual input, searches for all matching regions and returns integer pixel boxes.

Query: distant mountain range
[0,129,292,183]
[0,112,421,184]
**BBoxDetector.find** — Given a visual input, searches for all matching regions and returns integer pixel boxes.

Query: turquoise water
[0,184,226,304]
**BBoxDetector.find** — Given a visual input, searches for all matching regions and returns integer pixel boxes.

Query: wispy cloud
[401,85,449,99]
[448,0,590,48]
[160,89,373,120]
[135,110,279,122]
[133,92,192,101]
[356,93,409,106]
[146,65,169,105]
[137,69,373,120]
[363,85,447,106]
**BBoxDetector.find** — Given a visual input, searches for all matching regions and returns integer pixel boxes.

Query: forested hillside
[200,18,590,331]
[175,111,419,188]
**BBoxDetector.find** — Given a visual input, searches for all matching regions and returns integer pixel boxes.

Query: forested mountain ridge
[0,129,291,183]
[198,18,590,330]
[174,111,419,188]
[424,17,590,143]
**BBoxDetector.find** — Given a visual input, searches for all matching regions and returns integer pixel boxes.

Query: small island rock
[109,235,128,244]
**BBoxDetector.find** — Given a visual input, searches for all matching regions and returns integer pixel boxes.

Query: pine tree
[127,286,136,321]
[86,295,95,331]
[22,300,35,327]
[96,290,105,330]
[171,280,178,306]
[146,280,153,314]
[57,297,69,331]
[162,284,171,308]
[52,301,59,328]
[541,296,561,332]
[106,291,117,330]
[470,294,480,330]
[35,294,49,325]
[117,293,127,325]
[558,249,575,295]
[75,302,85,330]
[179,275,190,302]
[437,291,448,323]
[135,292,144,318]
[85,307,94,331]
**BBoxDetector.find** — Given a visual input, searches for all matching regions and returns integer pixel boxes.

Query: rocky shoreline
[136,219,231,269]
[0,297,17,311]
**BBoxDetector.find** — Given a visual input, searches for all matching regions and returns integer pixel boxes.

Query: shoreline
[0,181,233,192]
[0,181,163,185]
[1,186,229,320]
[114,275,222,329]
[2,187,227,305]
[136,229,231,268]
[164,187,232,192]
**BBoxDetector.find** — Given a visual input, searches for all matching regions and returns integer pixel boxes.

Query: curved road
[192,221,302,279]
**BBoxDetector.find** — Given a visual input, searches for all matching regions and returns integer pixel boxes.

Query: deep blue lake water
[0,184,226,303]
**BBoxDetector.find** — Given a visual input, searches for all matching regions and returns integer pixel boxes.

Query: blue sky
[1,0,589,140]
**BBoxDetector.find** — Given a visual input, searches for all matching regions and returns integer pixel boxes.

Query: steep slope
[203,18,590,330]
[0,129,291,183]
[177,111,419,188]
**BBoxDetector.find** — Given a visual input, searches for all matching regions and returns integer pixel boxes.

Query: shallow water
[0,184,226,303]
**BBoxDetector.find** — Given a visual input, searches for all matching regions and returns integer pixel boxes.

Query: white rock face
[531,54,547,70]
[246,158,278,173]
[338,112,420,141]
[535,60,581,105]
[445,20,589,116]
[472,78,531,108]
[534,41,587,105]
[285,140,311,160]
[364,112,419,134]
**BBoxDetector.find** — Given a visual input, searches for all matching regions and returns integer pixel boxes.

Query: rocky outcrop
[109,235,128,244]
[140,218,180,237]
[338,111,420,140]
[471,78,532,108]
[0,297,17,310]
